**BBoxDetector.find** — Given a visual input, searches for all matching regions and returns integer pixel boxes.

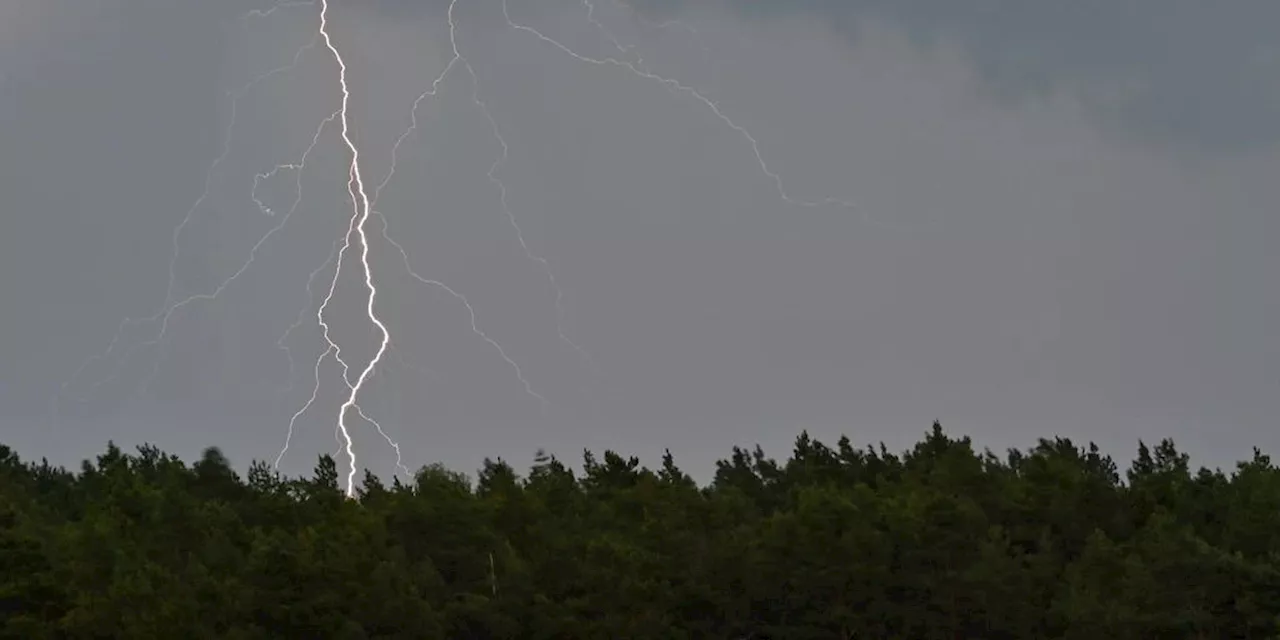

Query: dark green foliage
[2,422,1279,638]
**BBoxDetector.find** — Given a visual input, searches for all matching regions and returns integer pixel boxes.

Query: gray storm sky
[1,0,1277,482]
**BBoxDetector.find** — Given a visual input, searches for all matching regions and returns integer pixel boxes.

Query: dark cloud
[625,0,1280,152]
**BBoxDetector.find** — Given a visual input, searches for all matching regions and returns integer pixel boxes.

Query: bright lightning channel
[57,0,918,498]
[313,0,391,496]
[277,0,559,490]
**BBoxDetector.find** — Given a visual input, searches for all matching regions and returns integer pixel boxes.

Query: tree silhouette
[2,422,1279,637]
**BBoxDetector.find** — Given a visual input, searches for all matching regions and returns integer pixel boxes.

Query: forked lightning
[58,0,907,497]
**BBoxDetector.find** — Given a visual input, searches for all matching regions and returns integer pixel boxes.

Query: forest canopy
[3,422,1280,638]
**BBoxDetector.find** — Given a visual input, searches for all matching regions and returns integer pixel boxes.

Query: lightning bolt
[370,0,584,393]
[56,0,923,499]
[272,235,339,470]
[590,0,717,81]
[503,0,921,234]
[130,111,339,400]
[275,217,411,481]
[52,1,403,491]
[375,211,547,412]
[311,0,392,496]
[57,24,322,408]
[60,0,560,494]
[284,0,553,491]
[586,0,650,68]
[458,6,596,374]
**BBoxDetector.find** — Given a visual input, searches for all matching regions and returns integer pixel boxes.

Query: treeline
[3,422,1280,638]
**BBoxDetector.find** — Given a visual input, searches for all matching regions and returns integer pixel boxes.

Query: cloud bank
[618,0,1280,152]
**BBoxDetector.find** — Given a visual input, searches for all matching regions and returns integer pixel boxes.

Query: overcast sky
[1,0,1277,483]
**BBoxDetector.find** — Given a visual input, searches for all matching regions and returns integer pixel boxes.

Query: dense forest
[3,422,1280,638]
